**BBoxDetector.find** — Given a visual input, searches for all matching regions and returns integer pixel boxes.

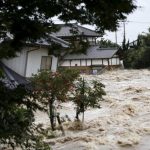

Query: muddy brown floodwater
[35,69,150,150]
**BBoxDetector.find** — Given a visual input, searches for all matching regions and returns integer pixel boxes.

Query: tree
[0,82,51,150]
[123,30,150,69]
[98,39,119,48]
[0,0,136,58]
[31,69,79,131]
[71,78,106,121]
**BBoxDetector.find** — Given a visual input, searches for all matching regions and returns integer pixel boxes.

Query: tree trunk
[76,108,80,120]
[82,106,84,123]
[56,113,65,136]
[49,96,55,131]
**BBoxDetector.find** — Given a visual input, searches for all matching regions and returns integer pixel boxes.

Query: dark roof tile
[63,46,118,60]
[52,24,101,37]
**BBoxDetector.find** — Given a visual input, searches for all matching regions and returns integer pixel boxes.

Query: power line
[120,20,150,24]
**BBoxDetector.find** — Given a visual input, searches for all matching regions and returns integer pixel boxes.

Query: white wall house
[2,36,69,78]
[2,47,58,77]
[53,24,122,73]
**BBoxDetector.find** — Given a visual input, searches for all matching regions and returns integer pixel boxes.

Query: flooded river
[35,69,150,150]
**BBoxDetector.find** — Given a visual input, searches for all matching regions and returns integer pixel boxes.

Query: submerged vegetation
[31,69,106,130]
[31,69,79,131]
[71,78,106,121]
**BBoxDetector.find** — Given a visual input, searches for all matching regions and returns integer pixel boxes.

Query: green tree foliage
[0,82,51,150]
[118,35,130,60]
[98,39,119,48]
[124,30,150,69]
[0,0,136,58]
[31,69,79,130]
[48,24,90,58]
[71,78,106,121]
[68,25,90,54]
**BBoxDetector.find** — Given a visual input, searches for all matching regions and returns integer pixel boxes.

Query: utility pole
[115,31,118,45]
[123,21,126,41]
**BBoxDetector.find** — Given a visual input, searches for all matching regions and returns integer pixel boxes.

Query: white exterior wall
[103,59,108,65]
[71,60,80,66]
[109,57,121,65]
[26,48,58,77]
[92,59,103,65]
[116,58,120,65]
[61,60,70,66]
[81,60,86,66]
[87,60,91,66]
[26,48,51,77]
[2,46,58,78]
[2,47,27,76]
[60,57,121,67]
[51,56,58,72]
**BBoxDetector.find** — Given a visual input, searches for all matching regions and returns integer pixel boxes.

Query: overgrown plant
[0,82,51,150]
[71,78,106,121]
[31,69,79,131]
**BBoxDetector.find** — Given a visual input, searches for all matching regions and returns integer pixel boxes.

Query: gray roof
[49,35,70,47]
[1,33,70,48]
[26,35,70,48]
[52,24,101,37]
[63,46,118,60]
[0,62,29,89]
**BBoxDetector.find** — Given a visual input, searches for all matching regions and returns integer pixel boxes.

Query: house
[60,46,121,74]
[1,35,69,78]
[52,23,101,45]
[1,23,122,83]
[53,24,122,73]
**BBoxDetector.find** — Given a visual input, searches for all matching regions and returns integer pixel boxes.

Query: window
[40,56,52,70]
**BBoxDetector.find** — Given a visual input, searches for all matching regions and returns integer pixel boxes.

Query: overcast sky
[54,0,150,45]
[103,0,150,45]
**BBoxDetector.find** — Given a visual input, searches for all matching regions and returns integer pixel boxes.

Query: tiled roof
[26,35,70,48]
[0,62,29,89]
[52,24,101,37]
[63,46,118,60]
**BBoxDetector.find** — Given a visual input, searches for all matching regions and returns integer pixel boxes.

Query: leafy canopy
[123,29,150,69]
[0,82,51,149]
[31,69,79,130]
[0,0,136,58]
[71,78,106,120]
[98,39,119,48]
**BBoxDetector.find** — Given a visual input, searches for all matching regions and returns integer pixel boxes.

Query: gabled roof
[63,46,118,60]
[52,24,101,37]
